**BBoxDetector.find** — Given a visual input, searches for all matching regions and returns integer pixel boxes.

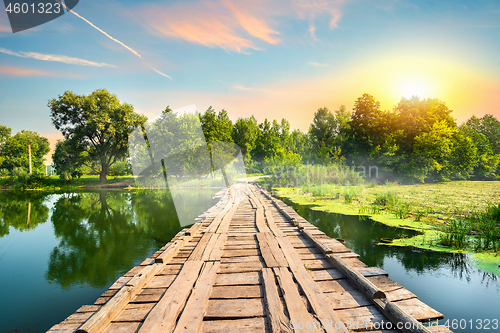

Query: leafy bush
[11,166,28,178]
[373,191,399,206]
[109,161,132,176]
[0,168,9,177]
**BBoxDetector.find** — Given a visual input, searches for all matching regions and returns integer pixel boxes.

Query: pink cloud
[291,0,346,39]
[0,66,51,76]
[141,0,317,53]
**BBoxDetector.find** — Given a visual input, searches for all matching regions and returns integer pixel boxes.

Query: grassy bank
[0,175,135,190]
[274,180,500,275]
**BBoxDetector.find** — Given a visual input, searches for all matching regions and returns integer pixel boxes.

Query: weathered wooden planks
[52,183,450,333]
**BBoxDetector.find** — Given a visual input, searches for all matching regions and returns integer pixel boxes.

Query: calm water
[0,190,498,332]
[280,197,500,333]
[0,189,218,333]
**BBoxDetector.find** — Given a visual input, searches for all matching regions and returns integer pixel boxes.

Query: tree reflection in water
[281,197,499,284]
[0,191,50,237]
[47,190,183,289]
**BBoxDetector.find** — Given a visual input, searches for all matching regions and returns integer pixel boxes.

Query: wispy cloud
[150,66,173,80]
[308,61,332,67]
[0,47,114,67]
[57,1,142,59]
[55,0,171,79]
[0,66,51,76]
[291,0,346,39]
[233,85,282,95]
[141,0,346,52]
[142,0,281,53]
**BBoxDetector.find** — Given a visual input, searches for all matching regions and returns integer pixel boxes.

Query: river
[0,190,498,332]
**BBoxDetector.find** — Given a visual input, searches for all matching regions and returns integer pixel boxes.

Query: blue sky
[0,0,499,153]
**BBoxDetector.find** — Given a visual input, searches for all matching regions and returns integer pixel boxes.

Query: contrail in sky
[56,0,172,79]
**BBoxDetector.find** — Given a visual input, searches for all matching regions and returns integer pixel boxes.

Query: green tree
[289,129,312,160]
[232,116,259,160]
[0,125,11,168]
[0,130,49,172]
[464,115,500,154]
[49,89,147,182]
[199,107,233,143]
[459,124,500,178]
[253,119,282,161]
[52,140,86,181]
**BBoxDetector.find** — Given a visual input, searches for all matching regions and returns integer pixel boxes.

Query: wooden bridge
[48,183,452,333]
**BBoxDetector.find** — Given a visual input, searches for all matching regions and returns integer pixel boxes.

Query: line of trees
[1,89,499,184]
[198,94,500,183]
[0,126,49,177]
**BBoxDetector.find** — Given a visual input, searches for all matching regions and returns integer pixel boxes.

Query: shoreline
[274,188,500,276]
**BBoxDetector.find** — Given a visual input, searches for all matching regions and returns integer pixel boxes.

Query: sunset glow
[0,0,499,135]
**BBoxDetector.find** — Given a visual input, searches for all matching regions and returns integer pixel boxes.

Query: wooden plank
[174,261,220,333]
[273,266,320,333]
[373,298,439,333]
[138,261,204,333]
[202,317,266,333]
[202,233,228,261]
[103,322,141,333]
[113,303,155,322]
[316,279,357,293]
[257,233,279,268]
[325,254,386,300]
[205,298,265,318]
[211,285,263,299]
[188,232,213,261]
[155,236,190,264]
[218,261,263,273]
[309,268,345,281]
[76,264,162,333]
[261,268,292,333]
[276,237,350,333]
[144,275,176,289]
[216,206,238,234]
[392,299,444,322]
[263,232,288,267]
[75,305,100,313]
[209,233,228,261]
[214,272,261,285]
[159,264,182,275]
[324,290,372,310]
[256,207,271,233]
[222,249,260,257]
[366,275,404,292]
[222,255,262,264]
[336,305,388,331]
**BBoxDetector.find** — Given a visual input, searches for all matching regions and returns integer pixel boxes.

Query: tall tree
[232,116,259,160]
[253,119,281,161]
[464,115,500,154]
[0,130,49,172]
[0,125,11,168]
[49,89,147,182]
[348,94,395,161]
[199,107,233,143]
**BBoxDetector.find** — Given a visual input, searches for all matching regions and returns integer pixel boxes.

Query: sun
[399,77,435,99]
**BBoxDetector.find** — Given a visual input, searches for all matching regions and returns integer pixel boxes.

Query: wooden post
[27,201,31,227]
[28,141,32,175]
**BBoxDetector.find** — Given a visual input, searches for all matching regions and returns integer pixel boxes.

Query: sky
[0,0,499,158]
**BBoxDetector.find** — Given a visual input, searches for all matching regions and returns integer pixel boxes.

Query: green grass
[275,180,500,275]
[0,175,135,190]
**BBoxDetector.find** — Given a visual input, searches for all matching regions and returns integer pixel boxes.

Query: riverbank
[0,175,136,190]
[273,180,500,275]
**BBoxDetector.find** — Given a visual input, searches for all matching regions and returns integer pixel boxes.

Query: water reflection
[0,191,50,237]
[46,190,184,289]
[281,197,498,282]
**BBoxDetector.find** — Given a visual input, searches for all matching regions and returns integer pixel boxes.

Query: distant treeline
[217,94,500,183]
[1,90,499,184]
